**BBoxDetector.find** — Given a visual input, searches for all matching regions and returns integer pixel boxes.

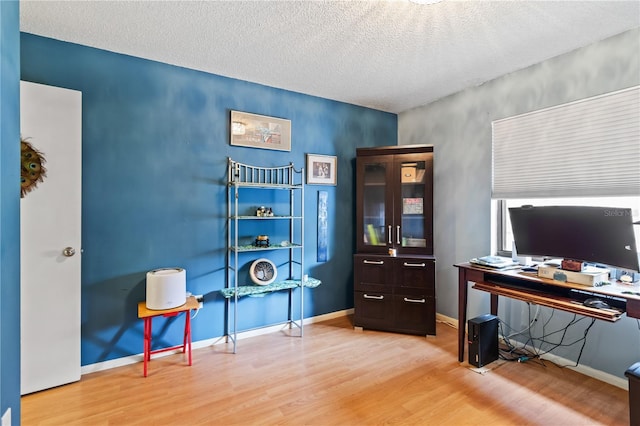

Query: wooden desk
[137,296,199,377]
[455,263,640,363]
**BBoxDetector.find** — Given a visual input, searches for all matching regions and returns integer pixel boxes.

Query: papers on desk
[470,256,520,270]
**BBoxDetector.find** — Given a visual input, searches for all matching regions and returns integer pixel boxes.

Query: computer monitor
[509,205,640,272]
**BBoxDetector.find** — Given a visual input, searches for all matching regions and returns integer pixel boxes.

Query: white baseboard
[80,308,355,376]
[435,312,628,390]
[2,408,11,426]
[436,312,458,329]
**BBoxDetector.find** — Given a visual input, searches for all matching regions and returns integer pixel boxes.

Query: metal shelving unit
[223,158,309,353]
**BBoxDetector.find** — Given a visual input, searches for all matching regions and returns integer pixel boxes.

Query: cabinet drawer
[393,294,436,335]
[354,291,394,330]
[354,255,392,292]
[394,258,435,291]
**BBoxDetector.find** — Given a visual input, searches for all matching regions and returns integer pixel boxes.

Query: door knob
[62,247,76,257]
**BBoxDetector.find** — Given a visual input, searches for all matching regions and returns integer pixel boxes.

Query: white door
[20,81,82,395]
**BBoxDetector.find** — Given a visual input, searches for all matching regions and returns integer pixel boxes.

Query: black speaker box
[468,314,499,368]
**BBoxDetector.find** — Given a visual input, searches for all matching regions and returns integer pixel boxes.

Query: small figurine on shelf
[267,208,274,217]
[255,235,270,247]
[256,206,266,217]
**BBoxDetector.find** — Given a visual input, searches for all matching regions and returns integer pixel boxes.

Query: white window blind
[492,86,640,199]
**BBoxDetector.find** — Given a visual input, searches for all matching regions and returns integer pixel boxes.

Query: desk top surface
[138,296,199,318]
[455,262,640,302]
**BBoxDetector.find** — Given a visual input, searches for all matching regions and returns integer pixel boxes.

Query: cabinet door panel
[393,294,436,335]
[356,155,394,254]
[394,153,433,255]
[395,258,435,291]
[354,255,392,292]
[354,291,393,329]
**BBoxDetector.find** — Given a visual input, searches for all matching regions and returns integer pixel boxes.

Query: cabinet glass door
[361,161,389,249]
[398,159,432,253]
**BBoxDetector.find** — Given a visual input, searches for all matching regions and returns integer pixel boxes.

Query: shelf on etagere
[230,215,303,220]
[220,277,321,299]
[230,243,303,253]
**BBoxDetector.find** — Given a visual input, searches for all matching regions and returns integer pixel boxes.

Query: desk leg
[490,294,498,316]
[458,268,468,363]
[143,317,151,377]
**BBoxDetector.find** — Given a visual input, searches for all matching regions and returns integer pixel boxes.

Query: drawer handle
[403,297,426,303]
[364,294,384,300]
[403,262,426,267]
[363,260,384,265]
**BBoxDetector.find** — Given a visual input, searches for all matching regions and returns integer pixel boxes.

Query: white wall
[398,28,640,379]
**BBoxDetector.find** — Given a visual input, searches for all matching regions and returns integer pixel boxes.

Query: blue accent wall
[1,1,22,423]
[20,33,396,366]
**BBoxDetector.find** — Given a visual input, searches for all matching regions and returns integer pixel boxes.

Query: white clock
[249,258,277,285]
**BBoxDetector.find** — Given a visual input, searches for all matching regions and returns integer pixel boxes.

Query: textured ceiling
[19,0,640,113]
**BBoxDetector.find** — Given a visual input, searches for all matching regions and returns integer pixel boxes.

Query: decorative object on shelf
[249,258,277,285]
[317,191,328,262]
[230,110,291,151]
[256,206,274,217]
[255,235,270,247]
[20,137,47,198]
[306,153,337,185]
[403,197,424,215]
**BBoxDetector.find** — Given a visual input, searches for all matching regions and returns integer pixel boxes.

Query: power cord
[498,304,596,368]
[498,316,540,363]
[531,315,595,368]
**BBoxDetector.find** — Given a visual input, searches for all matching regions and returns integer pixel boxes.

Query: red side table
[137,296,199,377]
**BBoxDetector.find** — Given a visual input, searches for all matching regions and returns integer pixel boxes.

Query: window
[495,197,640,264]
[491,87,640,269]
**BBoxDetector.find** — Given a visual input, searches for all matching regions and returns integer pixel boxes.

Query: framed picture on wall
[230,110,291,151]
[306,154,337,185]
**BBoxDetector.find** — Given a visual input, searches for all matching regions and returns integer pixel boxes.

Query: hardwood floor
[22,315,629,425]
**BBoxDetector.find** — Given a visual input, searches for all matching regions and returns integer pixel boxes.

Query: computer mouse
[583,298,610,309]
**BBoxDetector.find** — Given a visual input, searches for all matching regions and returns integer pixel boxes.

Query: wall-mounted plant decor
[20,137,47,197]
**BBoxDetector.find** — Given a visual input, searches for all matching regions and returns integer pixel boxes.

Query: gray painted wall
[398,28,640,379]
